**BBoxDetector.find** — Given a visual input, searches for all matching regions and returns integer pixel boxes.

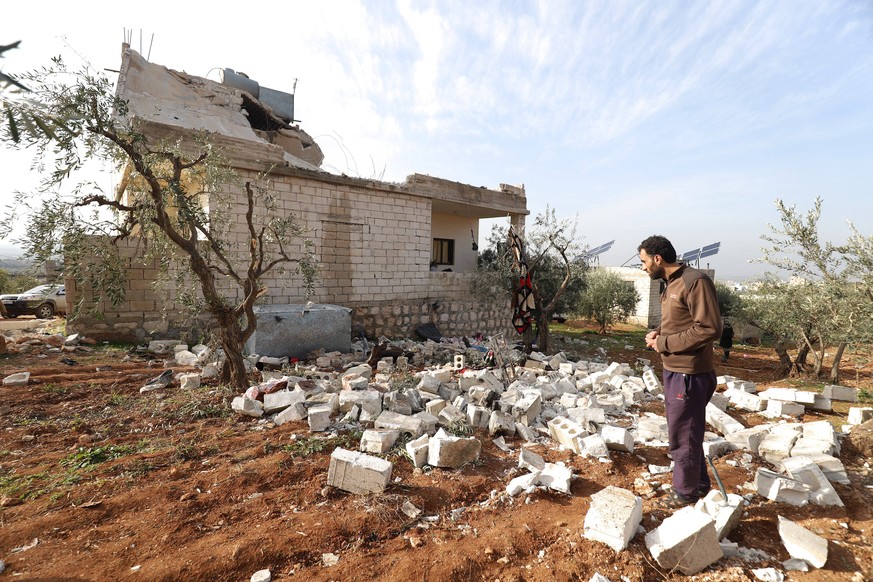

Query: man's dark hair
[638,235,677,263]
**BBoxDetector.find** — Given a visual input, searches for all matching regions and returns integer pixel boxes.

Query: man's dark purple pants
[663,369,717,499]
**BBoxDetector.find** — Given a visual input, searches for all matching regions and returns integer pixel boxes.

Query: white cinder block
[777,516,828,569]
[327,447,392,494]
[781,456,843,507]
[601,425,634,453]
[645,506,723,575]
[583,486,643,552]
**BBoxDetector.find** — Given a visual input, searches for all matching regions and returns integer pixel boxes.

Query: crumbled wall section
[66,170,515,342]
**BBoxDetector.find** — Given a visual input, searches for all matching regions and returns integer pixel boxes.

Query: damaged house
[65,45,528,342]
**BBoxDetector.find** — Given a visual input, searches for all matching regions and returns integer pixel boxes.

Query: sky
[2,0,872,280]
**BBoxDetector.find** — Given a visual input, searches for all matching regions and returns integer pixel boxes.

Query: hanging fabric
[508,225,536,334]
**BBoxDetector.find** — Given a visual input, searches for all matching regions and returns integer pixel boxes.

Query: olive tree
[753,197,873,382]
[0,57,316,388]
[574,268,639,334]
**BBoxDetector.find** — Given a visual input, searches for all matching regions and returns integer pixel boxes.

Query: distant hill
[0,243,34,274]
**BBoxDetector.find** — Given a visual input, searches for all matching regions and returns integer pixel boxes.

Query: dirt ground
[1,318,872,581]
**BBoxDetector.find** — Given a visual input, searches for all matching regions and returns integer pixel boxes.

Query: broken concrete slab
[848,407,873,425]
[601,425,634,453]
[327,447,392,494]
[822,384,857,402]
[427,429,481,468]
[405,434,429,468]
[583,486,643,552]
[777,515,828,569]
[755,467,809,506]
[695,490,745,540]
[706,403,745,436]
[507,471,540,496]
[232,396,264,418]
[645,506,722,575]
[263,390,305,414]
[2,372,30,386]
[519,448,546,472]
[537,462,573,494]
[375,410,426,437]
[781,456,843,507]
[360,428,400,454]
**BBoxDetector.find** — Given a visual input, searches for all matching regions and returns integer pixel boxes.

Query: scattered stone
[250,569,271,582]
[583,486,643,551]
[3,372,30,386]
[327,448,392,494]
[645,506,722,575]
[777,515,828,569]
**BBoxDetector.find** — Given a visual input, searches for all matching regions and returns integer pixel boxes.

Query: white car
[0,284,67,319]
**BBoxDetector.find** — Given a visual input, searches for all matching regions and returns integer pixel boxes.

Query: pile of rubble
[218,340,870,578]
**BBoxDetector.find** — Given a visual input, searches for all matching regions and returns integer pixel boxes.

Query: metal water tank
[245,304,352,358]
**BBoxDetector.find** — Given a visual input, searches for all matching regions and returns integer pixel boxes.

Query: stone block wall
[66,169,516,343]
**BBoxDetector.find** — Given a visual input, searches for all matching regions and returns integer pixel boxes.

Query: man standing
[638,235,722,508]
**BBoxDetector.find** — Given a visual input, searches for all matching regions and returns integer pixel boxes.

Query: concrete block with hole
[823,384,857,402]
[405,434,429,468]
[327,447,392,494]
[427,429,481,468]
[360,428,400,454]
[694,490,745,540]
[568,406,607,427]
[263,390,305,414]
[642,368,662,395]
[583,486,643,552]
[778,516,828,568]
[706,403,745,436]
[645,506,723,575]
[547,417,587,454]
[755,467,809,505]
[781,456,843,507]
[601,425,634,453]
[805,453,849,484]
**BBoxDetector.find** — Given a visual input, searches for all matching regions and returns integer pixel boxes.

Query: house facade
[65,46,528,342]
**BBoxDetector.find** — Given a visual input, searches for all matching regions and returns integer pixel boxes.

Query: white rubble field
[209,336,853,576]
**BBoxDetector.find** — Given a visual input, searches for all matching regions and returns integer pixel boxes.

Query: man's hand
[645,330,661,352]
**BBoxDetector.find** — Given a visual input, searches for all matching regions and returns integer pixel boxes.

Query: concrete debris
[645,506,722,575]
[777,515,828,569]
[751,567,784,582]
[183,335,857,573]
[250,569,271,582]
[583,486,643,551]
[327,448,392,494]
[2,371,30,386]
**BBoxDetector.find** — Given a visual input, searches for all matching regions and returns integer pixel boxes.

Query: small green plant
[390,374,418,393]
[61,444,137,469]
[41,383,68,395]
[107,391,129,406]
[444,420,473,437]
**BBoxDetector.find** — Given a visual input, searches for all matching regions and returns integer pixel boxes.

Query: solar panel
[681,248,701,263]
[699,242,721,259]
[584,240,615,259]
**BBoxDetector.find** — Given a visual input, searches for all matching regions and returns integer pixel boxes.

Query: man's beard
[648,265,665,280]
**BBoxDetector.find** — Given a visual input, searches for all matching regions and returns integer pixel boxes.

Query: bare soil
[1,318,872,581]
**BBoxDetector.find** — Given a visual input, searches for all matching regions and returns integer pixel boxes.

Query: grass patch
[267,431,362,458]
[41,383,68,395]
[61,443,139,469]
[390,374,418,393]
